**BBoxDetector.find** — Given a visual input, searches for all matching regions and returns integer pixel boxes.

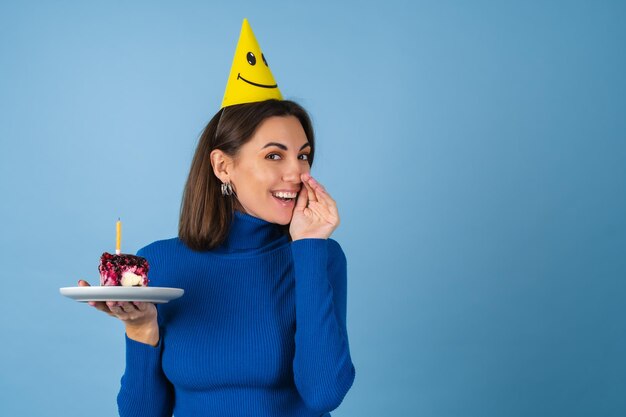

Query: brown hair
[178,99,315,251]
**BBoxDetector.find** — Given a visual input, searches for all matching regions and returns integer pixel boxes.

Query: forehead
[245,116,308,150]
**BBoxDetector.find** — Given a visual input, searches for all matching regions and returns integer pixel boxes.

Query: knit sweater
[117,211,355,417]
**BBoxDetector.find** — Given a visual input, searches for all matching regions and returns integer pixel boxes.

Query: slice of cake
[99,252,149,287]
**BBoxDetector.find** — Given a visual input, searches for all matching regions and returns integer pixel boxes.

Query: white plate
[59,286,184,304]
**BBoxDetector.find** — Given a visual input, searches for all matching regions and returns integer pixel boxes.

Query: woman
[79,99,355,417]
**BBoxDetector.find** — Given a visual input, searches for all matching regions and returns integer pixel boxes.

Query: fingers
[106,301,123,315]
[78,280,107,308]
[305,202,329,223]
[303,177,316,203]
[78,280,97,306]
[120,302,137,314]
[302,174,327,198]
[77,280,152,320]
[301,174,338,213]
[106,301,136,315]
[294,184,308,211]
[308,177,334,203]
[105,301,154,322]
[89,301,115,316]
[132,301,148,312]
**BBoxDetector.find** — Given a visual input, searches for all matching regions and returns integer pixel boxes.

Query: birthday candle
[116,218,121,255]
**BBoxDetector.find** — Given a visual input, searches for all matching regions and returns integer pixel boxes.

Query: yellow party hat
[221,19,283,108]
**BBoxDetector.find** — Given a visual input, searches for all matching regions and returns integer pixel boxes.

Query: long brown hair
[179,99,315,251]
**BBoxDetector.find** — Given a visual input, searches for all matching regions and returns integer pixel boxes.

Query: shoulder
[136,237,183,259]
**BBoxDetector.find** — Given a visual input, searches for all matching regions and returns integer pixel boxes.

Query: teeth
[273,191,297,199]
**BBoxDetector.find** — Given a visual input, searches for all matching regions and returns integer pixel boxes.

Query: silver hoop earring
[221,182,233,196]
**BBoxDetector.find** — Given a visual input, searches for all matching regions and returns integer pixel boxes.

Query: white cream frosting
[121,271,144,287]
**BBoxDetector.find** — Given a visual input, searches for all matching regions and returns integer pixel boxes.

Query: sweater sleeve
[117,246,175,417]
[291,238,356,413]
[117,334,174,417]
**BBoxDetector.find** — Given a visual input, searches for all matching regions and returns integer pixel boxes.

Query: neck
[214,210,288,254]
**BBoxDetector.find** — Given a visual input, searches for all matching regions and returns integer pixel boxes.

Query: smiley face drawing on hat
[221,19,283,108]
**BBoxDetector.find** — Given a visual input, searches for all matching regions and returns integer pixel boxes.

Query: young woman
[79,99,355,416]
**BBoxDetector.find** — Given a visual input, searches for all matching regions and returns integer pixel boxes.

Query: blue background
[1,1,625,416]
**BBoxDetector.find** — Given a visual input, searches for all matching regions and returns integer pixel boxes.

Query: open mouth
[237,73,278,89]
[271,191,297,206]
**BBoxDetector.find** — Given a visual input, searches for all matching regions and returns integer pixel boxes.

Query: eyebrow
[262,142,311,151]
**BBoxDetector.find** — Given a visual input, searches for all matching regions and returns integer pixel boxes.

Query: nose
[282,157,309,183]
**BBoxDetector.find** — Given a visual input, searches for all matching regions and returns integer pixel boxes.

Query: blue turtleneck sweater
[117,211,355,417]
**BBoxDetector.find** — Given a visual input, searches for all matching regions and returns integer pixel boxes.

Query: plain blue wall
[1,1,625,416]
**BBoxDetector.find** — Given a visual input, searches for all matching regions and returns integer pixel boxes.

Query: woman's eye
[266,153,309,161]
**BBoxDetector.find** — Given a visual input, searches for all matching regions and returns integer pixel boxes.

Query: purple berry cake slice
[99,252,149,286]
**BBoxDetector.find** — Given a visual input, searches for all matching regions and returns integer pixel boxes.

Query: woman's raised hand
[289,173,340,240]
[78,280,160,346]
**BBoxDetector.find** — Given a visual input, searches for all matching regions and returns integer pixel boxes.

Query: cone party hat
[221,19,283,108]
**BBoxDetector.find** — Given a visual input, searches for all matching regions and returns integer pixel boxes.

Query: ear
[209,149,234,183]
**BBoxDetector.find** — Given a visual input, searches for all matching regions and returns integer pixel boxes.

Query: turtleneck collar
[214,210,288,254]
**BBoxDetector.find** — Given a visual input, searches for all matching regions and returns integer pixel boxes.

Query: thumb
[78,279,91,287]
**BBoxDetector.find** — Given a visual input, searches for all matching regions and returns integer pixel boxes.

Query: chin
[276,218,291,226]
[268,212,290,226]
[273,210,295,226]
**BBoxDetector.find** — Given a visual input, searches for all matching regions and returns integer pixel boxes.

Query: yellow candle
[116,218,121,255]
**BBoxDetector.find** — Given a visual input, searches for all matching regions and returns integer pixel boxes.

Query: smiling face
[237,51,277,88]
[228,116,311,225]
[221,19,283,108]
